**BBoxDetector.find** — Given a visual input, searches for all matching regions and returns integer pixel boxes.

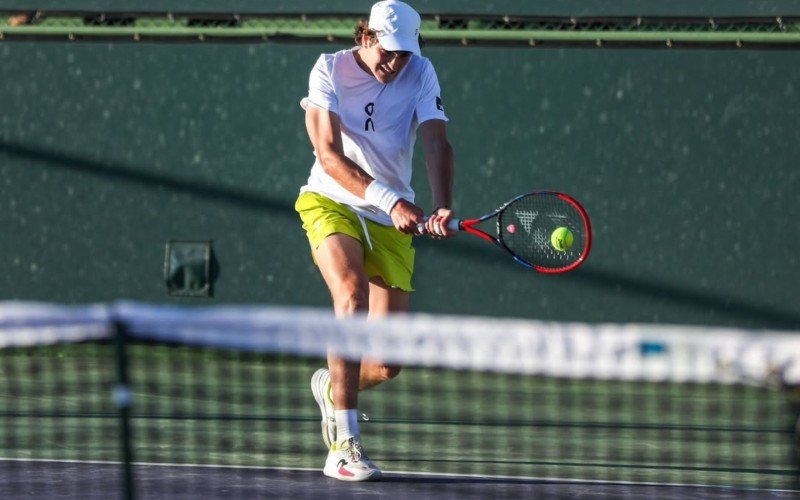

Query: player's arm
[419,119,456,238]
[305,106,372,197]
[304,106,423,233]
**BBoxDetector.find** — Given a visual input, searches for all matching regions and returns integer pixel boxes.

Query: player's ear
[363,33,378,48]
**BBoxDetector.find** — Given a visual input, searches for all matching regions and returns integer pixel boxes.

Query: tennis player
[296,0,456,482]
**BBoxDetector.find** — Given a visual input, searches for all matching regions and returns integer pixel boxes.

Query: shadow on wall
[3,138,800,330]
[0,139,294,215]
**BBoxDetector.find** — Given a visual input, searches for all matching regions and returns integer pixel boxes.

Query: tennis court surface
[1,302,798,498]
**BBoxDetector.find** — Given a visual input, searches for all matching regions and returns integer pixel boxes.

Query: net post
[113,319,136,500]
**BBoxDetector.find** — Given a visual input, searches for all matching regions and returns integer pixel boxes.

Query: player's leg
[313,233,382,481]
[308,233,364,447]
[313,233,367,412]
[359,277,407,391]
[357,218,415,392]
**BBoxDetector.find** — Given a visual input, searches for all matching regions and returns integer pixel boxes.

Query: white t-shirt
[300,48,448,225]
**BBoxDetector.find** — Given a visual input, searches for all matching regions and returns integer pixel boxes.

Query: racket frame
[457,191,592,273]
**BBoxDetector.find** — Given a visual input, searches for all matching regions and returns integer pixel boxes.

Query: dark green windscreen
[1,34,798,328]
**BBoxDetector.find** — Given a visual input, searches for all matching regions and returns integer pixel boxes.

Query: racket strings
[498,195,588,270]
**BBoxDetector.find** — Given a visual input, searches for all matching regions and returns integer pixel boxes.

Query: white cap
[368,0,421,56]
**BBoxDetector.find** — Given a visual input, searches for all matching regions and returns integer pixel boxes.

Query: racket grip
[416,218,460,234]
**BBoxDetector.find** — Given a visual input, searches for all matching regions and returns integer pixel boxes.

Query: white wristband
[364,180,402,215]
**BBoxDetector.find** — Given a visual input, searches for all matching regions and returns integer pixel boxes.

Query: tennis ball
[551,227,574,252]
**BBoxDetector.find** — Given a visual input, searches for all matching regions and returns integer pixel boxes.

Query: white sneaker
[311,368,336,449]
[323,436,382,482]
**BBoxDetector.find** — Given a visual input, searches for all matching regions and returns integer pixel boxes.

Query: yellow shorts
[295,191,415,292]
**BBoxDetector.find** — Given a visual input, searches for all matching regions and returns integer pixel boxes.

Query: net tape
[1,301,799,386]
[0,302,111,347]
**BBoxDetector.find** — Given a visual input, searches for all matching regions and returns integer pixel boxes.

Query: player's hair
[354,20,377,46]
[354,20,425,49]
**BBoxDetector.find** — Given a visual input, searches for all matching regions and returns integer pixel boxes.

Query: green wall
[1,40,798,328]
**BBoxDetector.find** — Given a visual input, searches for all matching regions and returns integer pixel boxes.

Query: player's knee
[376,364,402,382]
[332,282,369,315]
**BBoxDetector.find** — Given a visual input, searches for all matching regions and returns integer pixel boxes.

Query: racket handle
[416,218,460,234]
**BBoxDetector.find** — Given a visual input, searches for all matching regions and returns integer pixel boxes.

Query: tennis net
[1,301,798,498]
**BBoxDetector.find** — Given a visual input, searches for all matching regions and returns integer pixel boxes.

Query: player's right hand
[390,199,425,235]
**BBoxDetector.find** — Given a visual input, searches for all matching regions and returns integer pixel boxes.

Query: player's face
[359,39,413,84]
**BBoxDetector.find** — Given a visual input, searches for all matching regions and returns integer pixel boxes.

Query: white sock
[335,409,359,442]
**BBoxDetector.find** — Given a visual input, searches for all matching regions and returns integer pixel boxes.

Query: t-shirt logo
[364,102,375,131]
[436,96,443,111]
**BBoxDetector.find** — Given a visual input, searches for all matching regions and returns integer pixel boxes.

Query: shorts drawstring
[356,214,374,250]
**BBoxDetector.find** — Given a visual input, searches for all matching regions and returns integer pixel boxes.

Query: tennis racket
[424,191,591,273]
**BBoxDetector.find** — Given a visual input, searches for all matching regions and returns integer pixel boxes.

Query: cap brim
[377,34,420,56]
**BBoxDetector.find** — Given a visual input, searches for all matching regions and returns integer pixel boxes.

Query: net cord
[0,301,798,386]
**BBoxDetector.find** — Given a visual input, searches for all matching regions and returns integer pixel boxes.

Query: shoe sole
[310,369,336,449]
[323,467,383,482]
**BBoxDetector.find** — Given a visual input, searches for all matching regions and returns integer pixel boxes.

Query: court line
[0,457,796,493]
